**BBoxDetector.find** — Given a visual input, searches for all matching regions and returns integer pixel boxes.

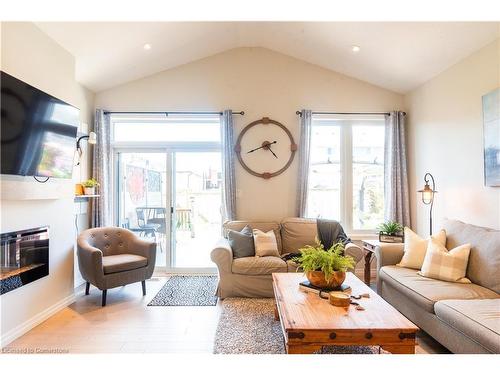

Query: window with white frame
[111,114,221,144]
[306,114,386,233]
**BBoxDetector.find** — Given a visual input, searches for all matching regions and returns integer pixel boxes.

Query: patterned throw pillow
[253,229,280,257]
[418,238,471,283]
[397,227,446,269]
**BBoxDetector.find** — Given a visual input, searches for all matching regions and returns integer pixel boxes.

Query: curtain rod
[103,110,244,116]
[295,111,406,116]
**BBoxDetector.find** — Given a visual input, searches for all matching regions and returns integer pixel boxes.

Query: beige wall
[405,39,500,235]
[0,22,95,345]
[96,47,403,221]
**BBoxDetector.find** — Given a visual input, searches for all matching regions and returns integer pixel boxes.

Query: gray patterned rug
[148,276,218,306]
[214,298,389,354]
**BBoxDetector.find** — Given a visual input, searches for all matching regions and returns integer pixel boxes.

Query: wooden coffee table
[272,272,418,354]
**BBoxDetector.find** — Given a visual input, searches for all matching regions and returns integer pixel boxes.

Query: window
[110,113,223,271]
[306,115,385,233]
[112,114,221,143]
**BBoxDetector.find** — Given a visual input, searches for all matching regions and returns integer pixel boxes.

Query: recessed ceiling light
[143,43,152,50]
[351,45,361,53]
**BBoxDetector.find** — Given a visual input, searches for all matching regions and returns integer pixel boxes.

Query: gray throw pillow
[228,225,255,258]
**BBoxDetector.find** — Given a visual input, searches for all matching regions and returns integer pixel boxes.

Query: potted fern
[293,241,355,289]
[378,221,404,243]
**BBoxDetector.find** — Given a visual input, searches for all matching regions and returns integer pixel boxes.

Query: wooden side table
[361,240,380,285]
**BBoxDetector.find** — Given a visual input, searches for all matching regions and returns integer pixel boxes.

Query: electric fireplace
[1,226,49,295]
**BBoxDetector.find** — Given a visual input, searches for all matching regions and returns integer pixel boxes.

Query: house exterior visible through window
[306,114,385,234]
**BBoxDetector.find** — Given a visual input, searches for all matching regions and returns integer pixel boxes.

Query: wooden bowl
[329,292,351,307]
[306,270,346,289]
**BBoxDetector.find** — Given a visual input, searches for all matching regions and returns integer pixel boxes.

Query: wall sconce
[76,131,97,166]
[418,172,437,235]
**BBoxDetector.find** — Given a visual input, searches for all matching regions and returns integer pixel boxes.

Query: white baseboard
[0,293,76,348]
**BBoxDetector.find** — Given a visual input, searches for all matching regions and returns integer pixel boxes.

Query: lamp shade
[418,184,434,204]
[88,131,97,145]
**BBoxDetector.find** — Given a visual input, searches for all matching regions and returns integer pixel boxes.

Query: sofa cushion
[253,229,280,257]
[443,219,500,293]
[102,254,148,274]
[434,299,500,353]
[419,238,471,283]
[232,256,287,276]
[379,265,499,313]
[280,217,317,254]
[227,225,255,258]
[397,227,446,270]
[223,221,282,253]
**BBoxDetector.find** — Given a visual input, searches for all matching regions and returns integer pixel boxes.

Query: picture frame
[483,88,500,187]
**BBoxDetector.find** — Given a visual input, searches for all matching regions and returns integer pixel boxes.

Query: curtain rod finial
[296,111,301,116]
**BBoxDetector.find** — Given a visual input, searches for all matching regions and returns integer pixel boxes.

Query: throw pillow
[397,227,446,270]
[253,229,280,257]
[227,225,255,258]
[418,238,471,283]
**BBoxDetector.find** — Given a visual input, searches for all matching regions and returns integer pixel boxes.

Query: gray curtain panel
[221,109,237,221]
[384,111,411,227]
[296,109,313,217]
[91,109,112,227]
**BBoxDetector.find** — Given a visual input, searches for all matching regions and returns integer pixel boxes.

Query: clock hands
[246,140,277,154]
[268,148,278,159]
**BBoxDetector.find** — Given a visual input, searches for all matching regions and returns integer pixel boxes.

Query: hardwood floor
[4,275,449,354]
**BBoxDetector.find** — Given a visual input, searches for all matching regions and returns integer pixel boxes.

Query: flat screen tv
[1,71,79,179]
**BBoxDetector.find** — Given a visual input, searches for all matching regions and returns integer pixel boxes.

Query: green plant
[292,240,355,282]
[377,220,403,235]
[82,178,100,188]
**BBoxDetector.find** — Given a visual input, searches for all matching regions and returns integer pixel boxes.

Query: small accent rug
[148,276,218,306]
[214,298,388,354]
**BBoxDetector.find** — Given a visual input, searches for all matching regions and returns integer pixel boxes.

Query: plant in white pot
[292,240,355,289]
[82,178,99,195]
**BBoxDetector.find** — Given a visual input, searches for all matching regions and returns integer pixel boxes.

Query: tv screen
[1,71,79,179]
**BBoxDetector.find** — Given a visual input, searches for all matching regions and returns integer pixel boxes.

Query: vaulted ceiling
[35,22,499,93]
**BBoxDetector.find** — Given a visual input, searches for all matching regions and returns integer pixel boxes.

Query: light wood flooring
[4,275,449,354]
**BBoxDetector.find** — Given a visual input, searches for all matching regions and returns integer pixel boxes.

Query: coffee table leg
[274,302,279,321]
[286,344,322,354]
[364,251,373,285]
[381,345,416,354]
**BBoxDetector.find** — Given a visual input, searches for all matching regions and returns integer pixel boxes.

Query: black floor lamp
[418,173,437,235]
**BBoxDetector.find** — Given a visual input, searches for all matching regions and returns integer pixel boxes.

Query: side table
[361,239,380,285]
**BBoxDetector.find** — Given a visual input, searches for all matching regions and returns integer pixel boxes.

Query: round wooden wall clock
[234,117,297,179]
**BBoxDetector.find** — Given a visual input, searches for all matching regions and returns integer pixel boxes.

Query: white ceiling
[35,22,499,93]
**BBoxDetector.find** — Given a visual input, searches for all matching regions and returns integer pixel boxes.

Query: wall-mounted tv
[1,71,79,179]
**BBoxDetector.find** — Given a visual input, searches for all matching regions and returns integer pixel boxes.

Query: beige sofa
[210,217,364,298]
[376,219,500,353]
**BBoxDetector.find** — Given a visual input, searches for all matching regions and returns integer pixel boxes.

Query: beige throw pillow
[253,229,280,257]
[397,227,446,270]
[418,238,471,283]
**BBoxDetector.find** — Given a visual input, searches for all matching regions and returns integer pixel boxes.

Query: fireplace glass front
[1,226,49,295]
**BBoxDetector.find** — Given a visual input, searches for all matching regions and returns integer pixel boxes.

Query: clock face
[235,118,297,179]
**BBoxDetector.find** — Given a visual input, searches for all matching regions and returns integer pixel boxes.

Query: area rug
[148,275,218,306]
[213,298,388,354]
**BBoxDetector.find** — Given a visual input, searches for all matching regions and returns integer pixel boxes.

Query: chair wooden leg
[141,280,146,296]
[102,290,107,307]
[85,282,90,295]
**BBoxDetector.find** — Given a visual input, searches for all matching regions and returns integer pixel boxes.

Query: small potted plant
[82,178,99,195]
[293,240,355,289]
[378,220,404,243]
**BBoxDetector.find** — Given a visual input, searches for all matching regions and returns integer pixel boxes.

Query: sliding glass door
[116,151,169,268]
[112,114,222,273]
[172,152,222,269]
[115,149,221,272]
